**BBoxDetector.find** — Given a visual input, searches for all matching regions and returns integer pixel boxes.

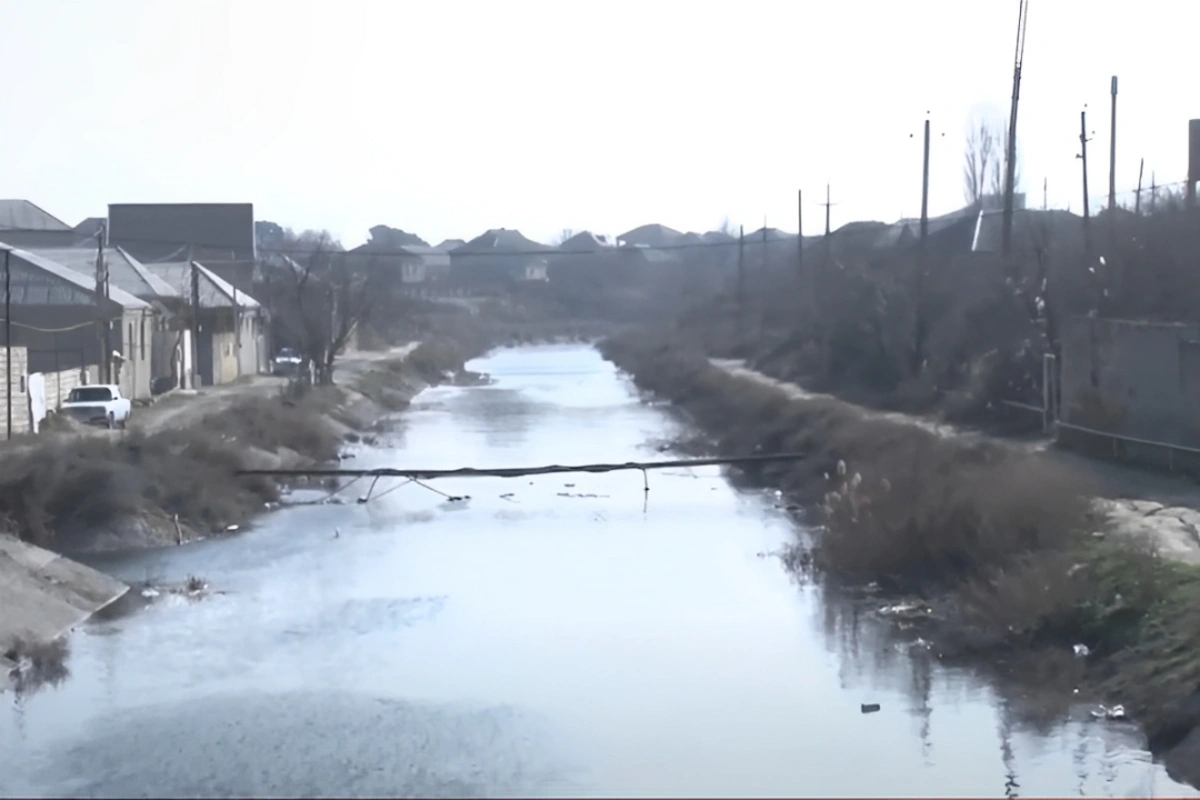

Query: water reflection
[0,344,1195,798]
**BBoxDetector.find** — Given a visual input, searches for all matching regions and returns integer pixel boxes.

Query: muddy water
[2,344,1195,798]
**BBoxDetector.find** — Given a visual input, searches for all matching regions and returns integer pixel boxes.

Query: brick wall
[0,347,30,437]
[42,366,95,412]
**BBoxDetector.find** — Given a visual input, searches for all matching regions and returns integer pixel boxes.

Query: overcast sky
[0,0,1195,248]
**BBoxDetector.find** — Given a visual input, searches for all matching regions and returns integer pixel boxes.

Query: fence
[0,347,31,438]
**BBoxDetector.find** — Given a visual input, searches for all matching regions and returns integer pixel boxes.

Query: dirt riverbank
[600,331,1200,789]
[0,337,481,555]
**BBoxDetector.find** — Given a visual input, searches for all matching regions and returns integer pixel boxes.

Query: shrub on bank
[0,391,341,549]
[601,331,1094,589]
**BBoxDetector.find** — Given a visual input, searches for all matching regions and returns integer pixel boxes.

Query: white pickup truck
[60,385,132,429]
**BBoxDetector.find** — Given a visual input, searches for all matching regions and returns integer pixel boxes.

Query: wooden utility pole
[4,248,11,440]
[822,183,834,238]
[189,246,201,389]
[736,225,745,347]
[914,117,931,376]
[1134,158,1145,215]
[796,190,804,282]
[1001,0,1030,257]
[1079,109,1093,250]
[1108,76,1119,211]
[95,224,110,383]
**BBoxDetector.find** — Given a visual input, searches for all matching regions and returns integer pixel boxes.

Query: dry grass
[0,391,342,549]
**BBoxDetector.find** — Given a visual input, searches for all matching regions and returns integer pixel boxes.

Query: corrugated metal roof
[0,242,151,309]
[0,200,72,232]
[143,261,261,309]
[28,247,179,301]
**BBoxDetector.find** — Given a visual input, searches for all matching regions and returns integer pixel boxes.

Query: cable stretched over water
[235,452,809,480]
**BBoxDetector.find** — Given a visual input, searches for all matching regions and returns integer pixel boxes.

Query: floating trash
[1090,704,1126,721]
[1073,643,1090,658]
[861,703,881,714]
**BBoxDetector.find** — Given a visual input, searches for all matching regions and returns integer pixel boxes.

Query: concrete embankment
[0,536,128,692]
[599,331,1200,790]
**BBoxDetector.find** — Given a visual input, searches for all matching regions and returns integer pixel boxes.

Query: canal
[1,344,1194,797]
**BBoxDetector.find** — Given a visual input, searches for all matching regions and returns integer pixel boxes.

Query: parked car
[271,347,303,376]
[60,385,132,429]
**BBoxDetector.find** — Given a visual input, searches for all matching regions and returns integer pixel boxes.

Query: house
[142,261,266,387]
[73,217,107,242]
[107,202,258,295]
[30,247,180,393]
[0,200,83,249]
[617,223,683,248]
[0,243,156,401]
[449,229,553,285]
[552,231,623,275]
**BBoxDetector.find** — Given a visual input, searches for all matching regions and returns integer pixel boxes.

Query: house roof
[617,223,683,247]
[558,231,613,252]
[434,239,466,251]
[0,200,72,232]
[971,208,1085,254]
[143,261,261,309]
[73,217,106,238]
[451,229,552,255]
[29,247,178,301]
[746,227,797,242]
[0,243,151,309]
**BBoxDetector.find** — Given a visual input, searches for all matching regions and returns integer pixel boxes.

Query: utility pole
[1001,0,1030,257]
[736,225,745,347]
[1079,109,1093,251]
[95,224,110,384]
[1134,158,1145,215]
[1043,177,1048,210]
[920,118,931,244]
[1108,76,1118,211]
[4,248,11,440]
[822,182,834,238]
[1150,171,1158,214]
[796,189,803,283]
[189,247,201,389]
[915,116,931,376]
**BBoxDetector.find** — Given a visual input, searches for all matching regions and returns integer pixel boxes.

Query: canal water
[2,344,1195,798]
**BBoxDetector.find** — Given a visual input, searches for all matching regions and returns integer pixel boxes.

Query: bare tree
[963,118,1000,205]
[260,230,382,385]
[553,229,577,246]
[988,130,1022,199]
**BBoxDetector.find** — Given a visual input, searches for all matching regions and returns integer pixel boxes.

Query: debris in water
[1073,643,1090,658]
[334,528,340,539]
[564,483,576,488]
[1091,704,1126,721]
[861,703,881,714]
[879,602,933,619]
[226,524,240,532]
[140,587,160,599]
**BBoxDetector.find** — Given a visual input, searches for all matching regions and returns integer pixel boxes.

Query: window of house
[140,319,146,360]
